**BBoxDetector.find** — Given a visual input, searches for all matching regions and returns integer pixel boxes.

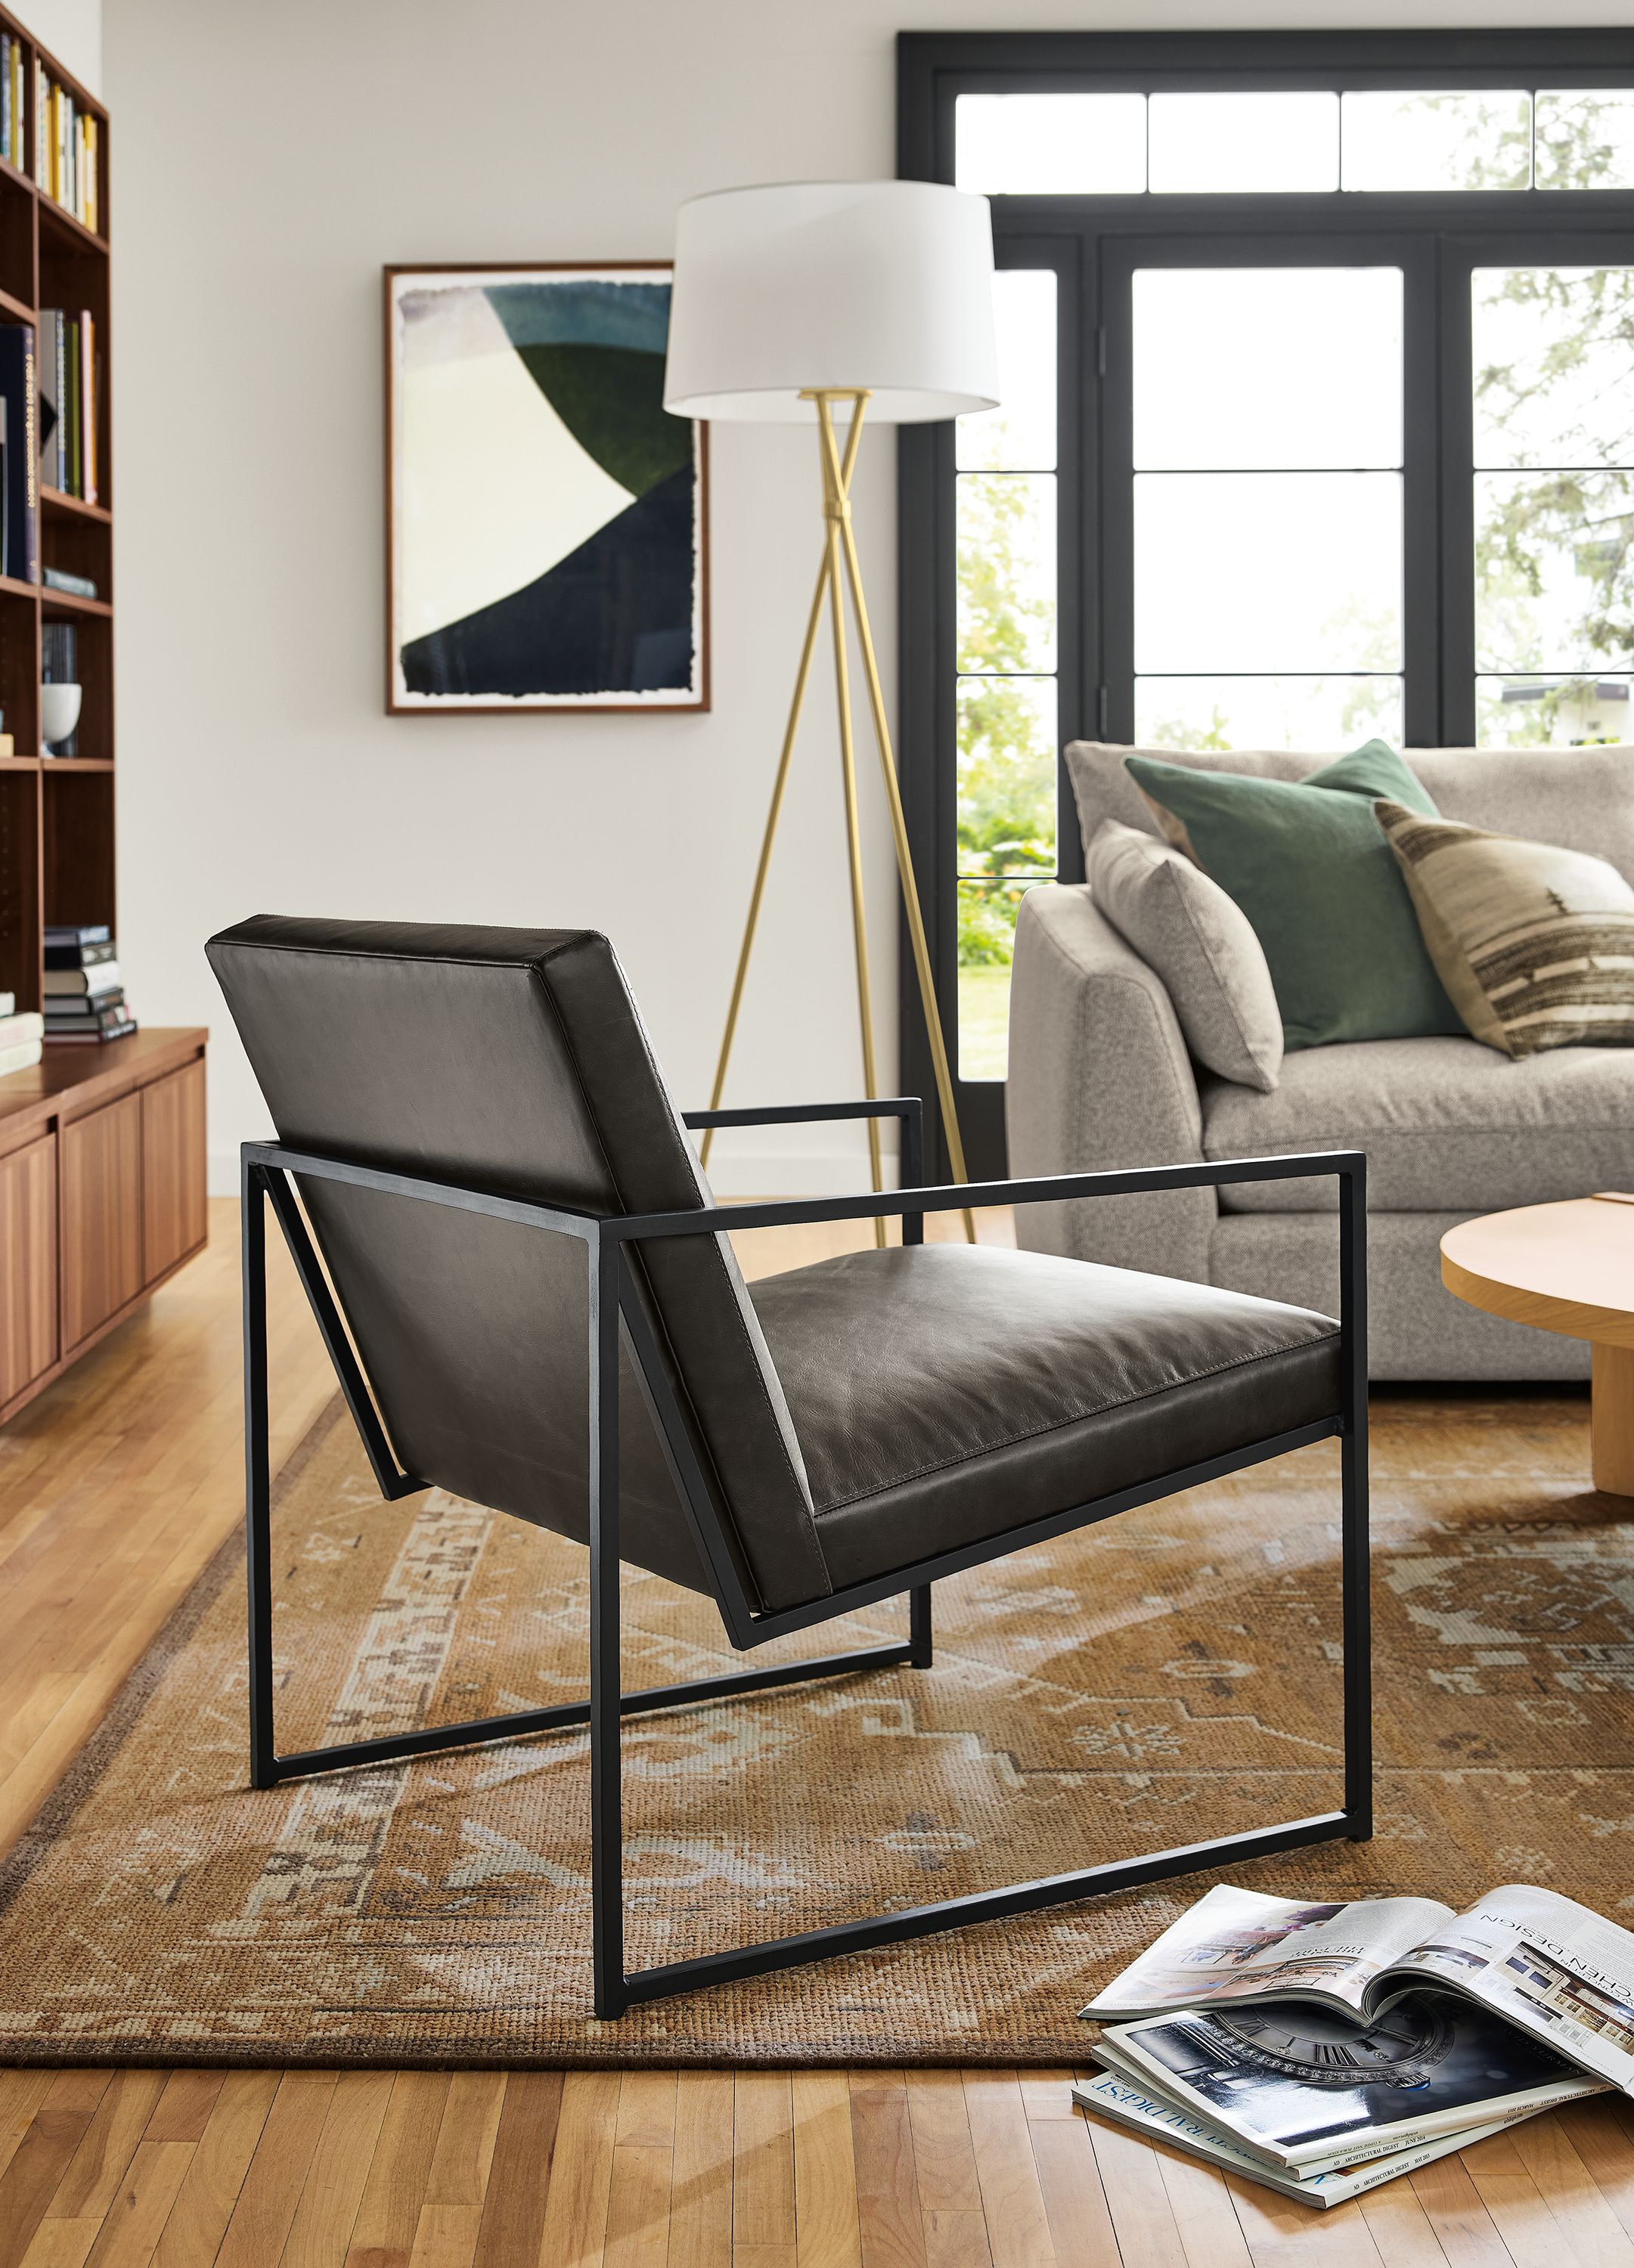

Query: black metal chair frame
[240,1098,1369,2019]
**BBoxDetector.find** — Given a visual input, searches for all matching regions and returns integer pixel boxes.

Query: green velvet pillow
[1124,742,1464,1051]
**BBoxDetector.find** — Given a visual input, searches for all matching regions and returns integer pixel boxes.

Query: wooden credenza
[0,1029,208,1425]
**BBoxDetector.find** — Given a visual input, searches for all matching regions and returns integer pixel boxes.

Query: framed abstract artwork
[384,262,708,712]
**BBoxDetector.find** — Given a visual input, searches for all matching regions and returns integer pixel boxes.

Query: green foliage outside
[956,475,1056,971]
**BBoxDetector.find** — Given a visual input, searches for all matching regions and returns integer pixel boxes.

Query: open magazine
[1081,1881,1634,2095]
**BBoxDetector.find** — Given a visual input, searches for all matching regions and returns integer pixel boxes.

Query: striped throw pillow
[1374,798,1634,1057]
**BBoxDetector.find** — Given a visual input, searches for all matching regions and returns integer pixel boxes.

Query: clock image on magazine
[1121,1991,1592,2158]
[1208,2002,1458,2090]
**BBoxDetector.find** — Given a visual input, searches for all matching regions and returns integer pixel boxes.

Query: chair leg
[242,1162,278,1794]
[910,1584,933,1668]
[1341,1399,1372,1841]
[1338,1155,1372,1844]
[589,1239,627,2021]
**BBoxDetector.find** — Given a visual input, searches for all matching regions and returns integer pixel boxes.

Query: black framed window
[897,29,1634,1176]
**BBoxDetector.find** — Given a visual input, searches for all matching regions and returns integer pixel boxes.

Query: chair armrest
[623,1151,1365,1238]
[1006,883,1211,1280]
[682,1098,926,1219]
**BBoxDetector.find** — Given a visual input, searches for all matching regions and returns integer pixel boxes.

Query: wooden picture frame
[384,262,709,714]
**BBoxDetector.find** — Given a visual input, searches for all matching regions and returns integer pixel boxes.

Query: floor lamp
[663,181,998,1242]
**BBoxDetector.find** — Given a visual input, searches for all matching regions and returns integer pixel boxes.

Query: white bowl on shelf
[40,683,82,756]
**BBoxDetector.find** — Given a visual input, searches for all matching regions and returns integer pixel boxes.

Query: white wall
[23,0,96,91]
[103,0,1634,1194]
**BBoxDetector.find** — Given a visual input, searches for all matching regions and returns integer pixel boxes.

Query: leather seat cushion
[1203,1034,1634,1213]
[749,1244,1340,1594]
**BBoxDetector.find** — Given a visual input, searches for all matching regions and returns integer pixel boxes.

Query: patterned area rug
[0,1390,1629,2066]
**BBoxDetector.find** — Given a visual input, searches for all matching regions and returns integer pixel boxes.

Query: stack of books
[1074,1879,1634,2208]
[44,924,135,1043]
[39,306,98,502]
[33,61,98,232]
[0,992,43,1077]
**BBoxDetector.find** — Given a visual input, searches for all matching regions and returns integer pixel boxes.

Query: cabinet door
[60,1092,142,1350]
[141,1059,207,1284]
[0,1134,57,1407]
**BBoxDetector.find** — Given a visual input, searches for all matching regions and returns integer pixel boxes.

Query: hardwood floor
[0,1197,1627,2268]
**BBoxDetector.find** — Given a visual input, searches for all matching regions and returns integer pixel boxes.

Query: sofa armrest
[1005,883,1214,1281]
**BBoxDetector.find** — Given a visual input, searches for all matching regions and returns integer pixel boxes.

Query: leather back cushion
[1065,742,1634,885]
[206,917,829,1613]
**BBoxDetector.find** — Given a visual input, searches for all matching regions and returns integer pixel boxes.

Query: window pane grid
[1474,264,1634,737]
[954,270,1058,1081]
[957,86,1634,195]
[1131,265,1404,751]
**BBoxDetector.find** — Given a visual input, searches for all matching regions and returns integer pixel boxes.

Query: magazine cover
[1099,1991,1605,2167]
[1071,2069,1518,2207]
[1090,2034,1593,2175]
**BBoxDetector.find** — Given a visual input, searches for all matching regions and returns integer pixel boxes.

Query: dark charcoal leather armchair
[208,915,1370,2019]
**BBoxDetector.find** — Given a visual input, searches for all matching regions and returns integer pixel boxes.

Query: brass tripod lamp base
[699,389,975,1246]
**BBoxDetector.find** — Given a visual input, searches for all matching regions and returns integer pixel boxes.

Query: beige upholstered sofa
[1007,742,1634,1380]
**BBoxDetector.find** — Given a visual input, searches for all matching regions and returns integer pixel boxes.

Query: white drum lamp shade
[663,180,999,423]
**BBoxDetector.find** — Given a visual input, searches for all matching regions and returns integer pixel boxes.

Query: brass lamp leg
[699,559,827,1173]
[814,399,977,1244]
[818,400,887,1246]
[702,420,872,1178]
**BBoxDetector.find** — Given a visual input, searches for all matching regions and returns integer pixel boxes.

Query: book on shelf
[0,990,13,1016]
[44,959,121,996]
[43,566,96,598]
[1073,1879,1634,2204]
[46,981,122,1011]
[39,308,95,503]
[44,922,109,947]
[0,323,36,583]
[35,316,54,488]
[45,1017,133,1045]
[34,60,98,232]
[0,34,22,171]
[0,1009,42,1047]
[46,1003,129,1037]
[67,313,77,495]
[45,934,113,969]
[0,1034,42,1076]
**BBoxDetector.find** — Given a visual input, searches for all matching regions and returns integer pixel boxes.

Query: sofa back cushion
[1065,742,1634,886]
[1121,743,1462,1052]
[1084,819,1284,1088]
[1375,798,1634,1057]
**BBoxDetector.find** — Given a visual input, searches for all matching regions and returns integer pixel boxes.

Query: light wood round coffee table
[1442,1195,1634,1495]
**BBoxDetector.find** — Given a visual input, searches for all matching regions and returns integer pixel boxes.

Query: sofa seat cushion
[748,1244,1339,1593]
[1203,1034,1634,1213]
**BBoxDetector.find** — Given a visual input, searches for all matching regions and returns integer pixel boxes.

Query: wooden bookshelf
[0,0,112,1028]
[0,11,206,1430]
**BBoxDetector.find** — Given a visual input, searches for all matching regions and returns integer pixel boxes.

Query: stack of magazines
[1075,1881,1634,2208]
